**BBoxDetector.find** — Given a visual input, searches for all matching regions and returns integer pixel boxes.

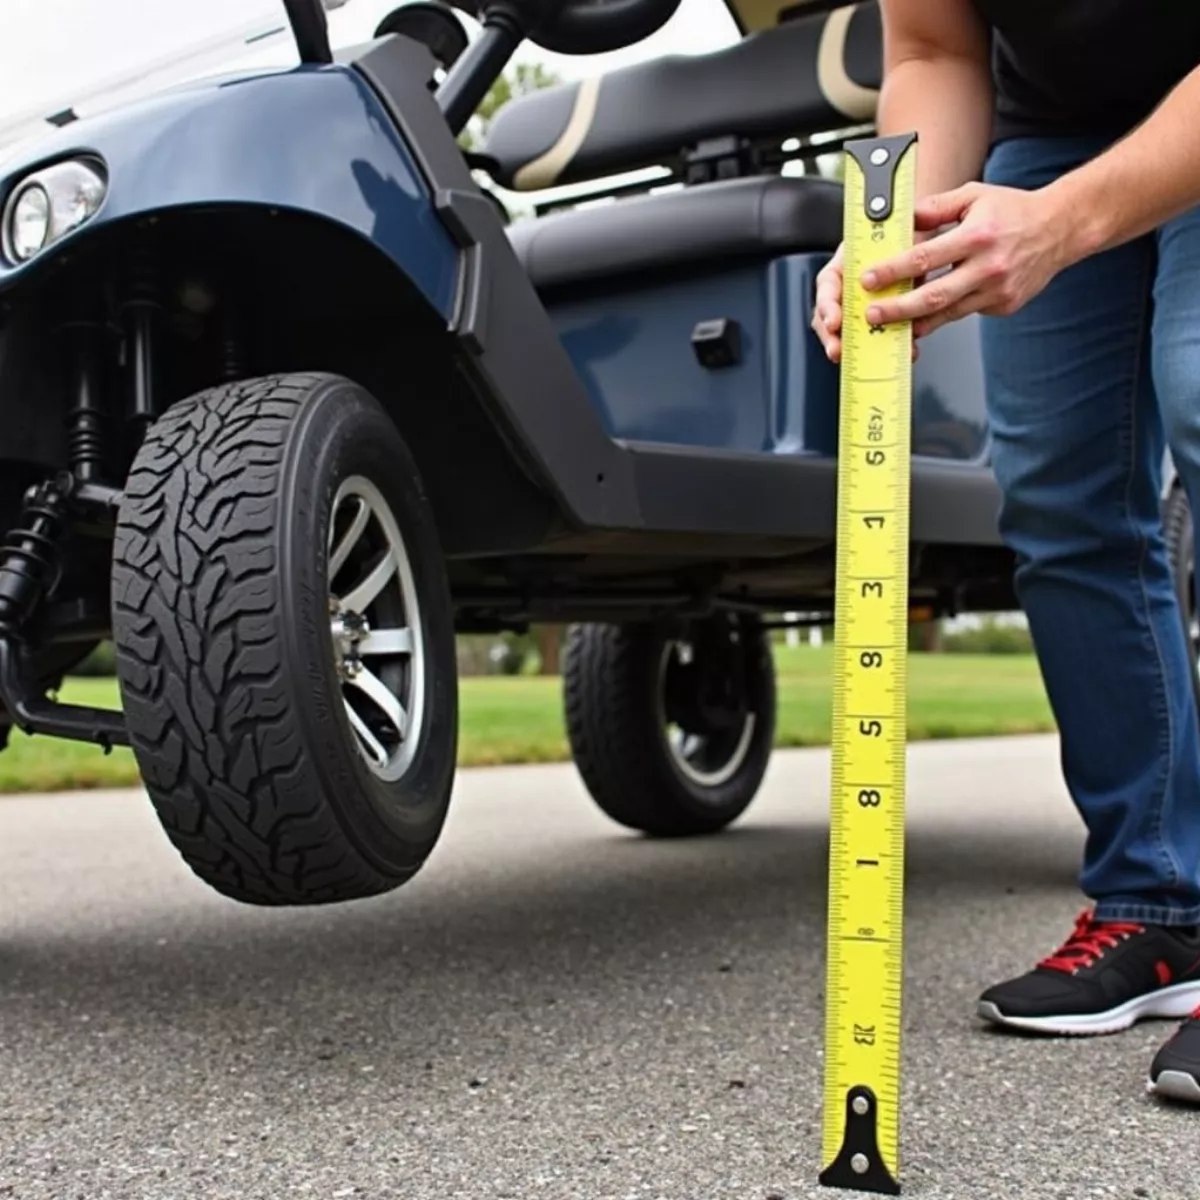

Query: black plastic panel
[625,441,1003,545]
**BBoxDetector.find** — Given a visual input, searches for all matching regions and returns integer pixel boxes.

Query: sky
[0,0,740,124]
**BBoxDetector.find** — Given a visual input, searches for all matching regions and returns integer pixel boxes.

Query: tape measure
[819,131,918,1197]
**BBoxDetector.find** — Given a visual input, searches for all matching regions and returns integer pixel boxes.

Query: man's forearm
[1044,64,1200,264]
[875,55,994,200]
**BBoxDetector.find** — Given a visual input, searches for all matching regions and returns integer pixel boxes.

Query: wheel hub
[330,608,371,679]
[325,477,427,783]
[657,622,759,792]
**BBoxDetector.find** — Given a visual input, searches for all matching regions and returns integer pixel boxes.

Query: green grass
[0,646,1056,795]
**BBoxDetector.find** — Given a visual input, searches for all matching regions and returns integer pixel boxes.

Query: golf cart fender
[0,65,459,318]
[0,47,646,533]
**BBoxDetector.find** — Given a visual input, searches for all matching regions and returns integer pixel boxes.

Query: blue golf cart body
[0,0,1177,906]
[0,0,1003,558]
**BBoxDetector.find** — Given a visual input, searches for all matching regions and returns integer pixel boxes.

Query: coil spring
[67,404,105,479]
[61,317,109,483]
[222,332,245,382]
[0,483,69,631]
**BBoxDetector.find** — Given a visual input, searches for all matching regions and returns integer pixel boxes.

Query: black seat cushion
[507,175,844,291]
[481,2,881,192]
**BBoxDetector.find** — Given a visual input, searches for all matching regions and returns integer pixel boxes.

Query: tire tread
[113,372,400,904]
[562,621,774,837]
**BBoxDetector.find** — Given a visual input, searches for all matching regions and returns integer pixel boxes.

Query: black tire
[562,615,776,836]
[111,372,458,905]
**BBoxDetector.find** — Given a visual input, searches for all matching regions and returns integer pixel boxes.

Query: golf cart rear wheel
[1164,481,1198,675]
[112,373,457,905]
[562,616,776,836]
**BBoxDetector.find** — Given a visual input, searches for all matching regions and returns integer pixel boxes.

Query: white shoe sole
[977,980,1200,1036]
[1150,1070,1200,1105]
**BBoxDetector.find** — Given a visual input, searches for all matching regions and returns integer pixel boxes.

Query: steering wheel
[376,2,470,69]
[530,0,682,54]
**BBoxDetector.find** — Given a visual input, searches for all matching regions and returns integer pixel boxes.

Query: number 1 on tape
[819,132,918,1196]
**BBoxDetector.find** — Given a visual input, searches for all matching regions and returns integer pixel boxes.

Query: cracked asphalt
[1,734,1194,1199]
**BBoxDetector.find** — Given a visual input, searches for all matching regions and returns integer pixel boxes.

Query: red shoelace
[1038,909,1145,974]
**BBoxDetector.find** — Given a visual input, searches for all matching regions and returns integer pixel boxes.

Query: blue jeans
[980,135,1200,926]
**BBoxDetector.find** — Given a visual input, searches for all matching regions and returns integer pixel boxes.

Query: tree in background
[458,61,563,153]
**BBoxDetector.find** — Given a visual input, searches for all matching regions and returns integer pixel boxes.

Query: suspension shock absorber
[221,328,244,381]
[220,284,246,382]
[0,471,128,748]
[124,244,161,438]
[63,319,108,484]
[0,475,71,635]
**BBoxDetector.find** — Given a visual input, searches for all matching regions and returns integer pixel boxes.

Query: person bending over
[812,0,1200,1103]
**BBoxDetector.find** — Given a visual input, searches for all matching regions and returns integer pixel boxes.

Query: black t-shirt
[969,1,1200,142]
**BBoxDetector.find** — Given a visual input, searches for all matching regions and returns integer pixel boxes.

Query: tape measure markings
[818,130,918,1198]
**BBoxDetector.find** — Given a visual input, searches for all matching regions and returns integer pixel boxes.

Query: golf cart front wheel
[112,373,458,905]
[562,616,776,836]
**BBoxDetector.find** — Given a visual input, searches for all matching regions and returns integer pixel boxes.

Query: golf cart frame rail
[283,0,336,63]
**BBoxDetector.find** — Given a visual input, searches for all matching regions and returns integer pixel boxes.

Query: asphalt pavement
[1,735,1194,1200]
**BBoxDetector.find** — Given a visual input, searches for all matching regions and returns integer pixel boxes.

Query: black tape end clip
[845,132,918,223]
[819,1085,901,1196]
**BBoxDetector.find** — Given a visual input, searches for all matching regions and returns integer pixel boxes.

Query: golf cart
[0,0,1171,906]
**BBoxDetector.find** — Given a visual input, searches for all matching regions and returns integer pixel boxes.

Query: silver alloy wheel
[658,640,757,791]
[326,476,426,783]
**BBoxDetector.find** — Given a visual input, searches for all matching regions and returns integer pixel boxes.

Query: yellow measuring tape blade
[819,131,917,1197]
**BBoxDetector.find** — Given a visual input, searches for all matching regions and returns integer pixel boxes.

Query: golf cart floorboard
[617,439,1003,546]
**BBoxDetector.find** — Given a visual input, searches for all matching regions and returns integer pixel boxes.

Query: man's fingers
[865,262,984,326]
[816,298,842,333]
[810,293,842,360]
[816,262,842,298]
[812,255,845,359]
[861,228,968,292]
[912,291,985,339]
[914,184,979,230]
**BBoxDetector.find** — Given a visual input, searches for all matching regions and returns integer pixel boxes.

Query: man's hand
[811,243,847,363]
[860,181,1072,337]
[811,240,926,363]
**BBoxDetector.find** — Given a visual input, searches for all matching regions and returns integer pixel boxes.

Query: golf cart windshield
[0,0,689,157]
[0,1,371,157]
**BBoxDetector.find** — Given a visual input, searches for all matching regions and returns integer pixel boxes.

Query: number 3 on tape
[819,131,917,1197]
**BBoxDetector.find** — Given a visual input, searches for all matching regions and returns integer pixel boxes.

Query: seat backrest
[479,0,880,192]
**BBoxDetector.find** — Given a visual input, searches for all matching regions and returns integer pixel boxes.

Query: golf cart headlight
[9,185,50,261]
[3,159,107,265]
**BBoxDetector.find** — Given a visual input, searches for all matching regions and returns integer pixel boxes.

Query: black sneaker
[977,909,1200,1035]
[1149,1008,1200,1104]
